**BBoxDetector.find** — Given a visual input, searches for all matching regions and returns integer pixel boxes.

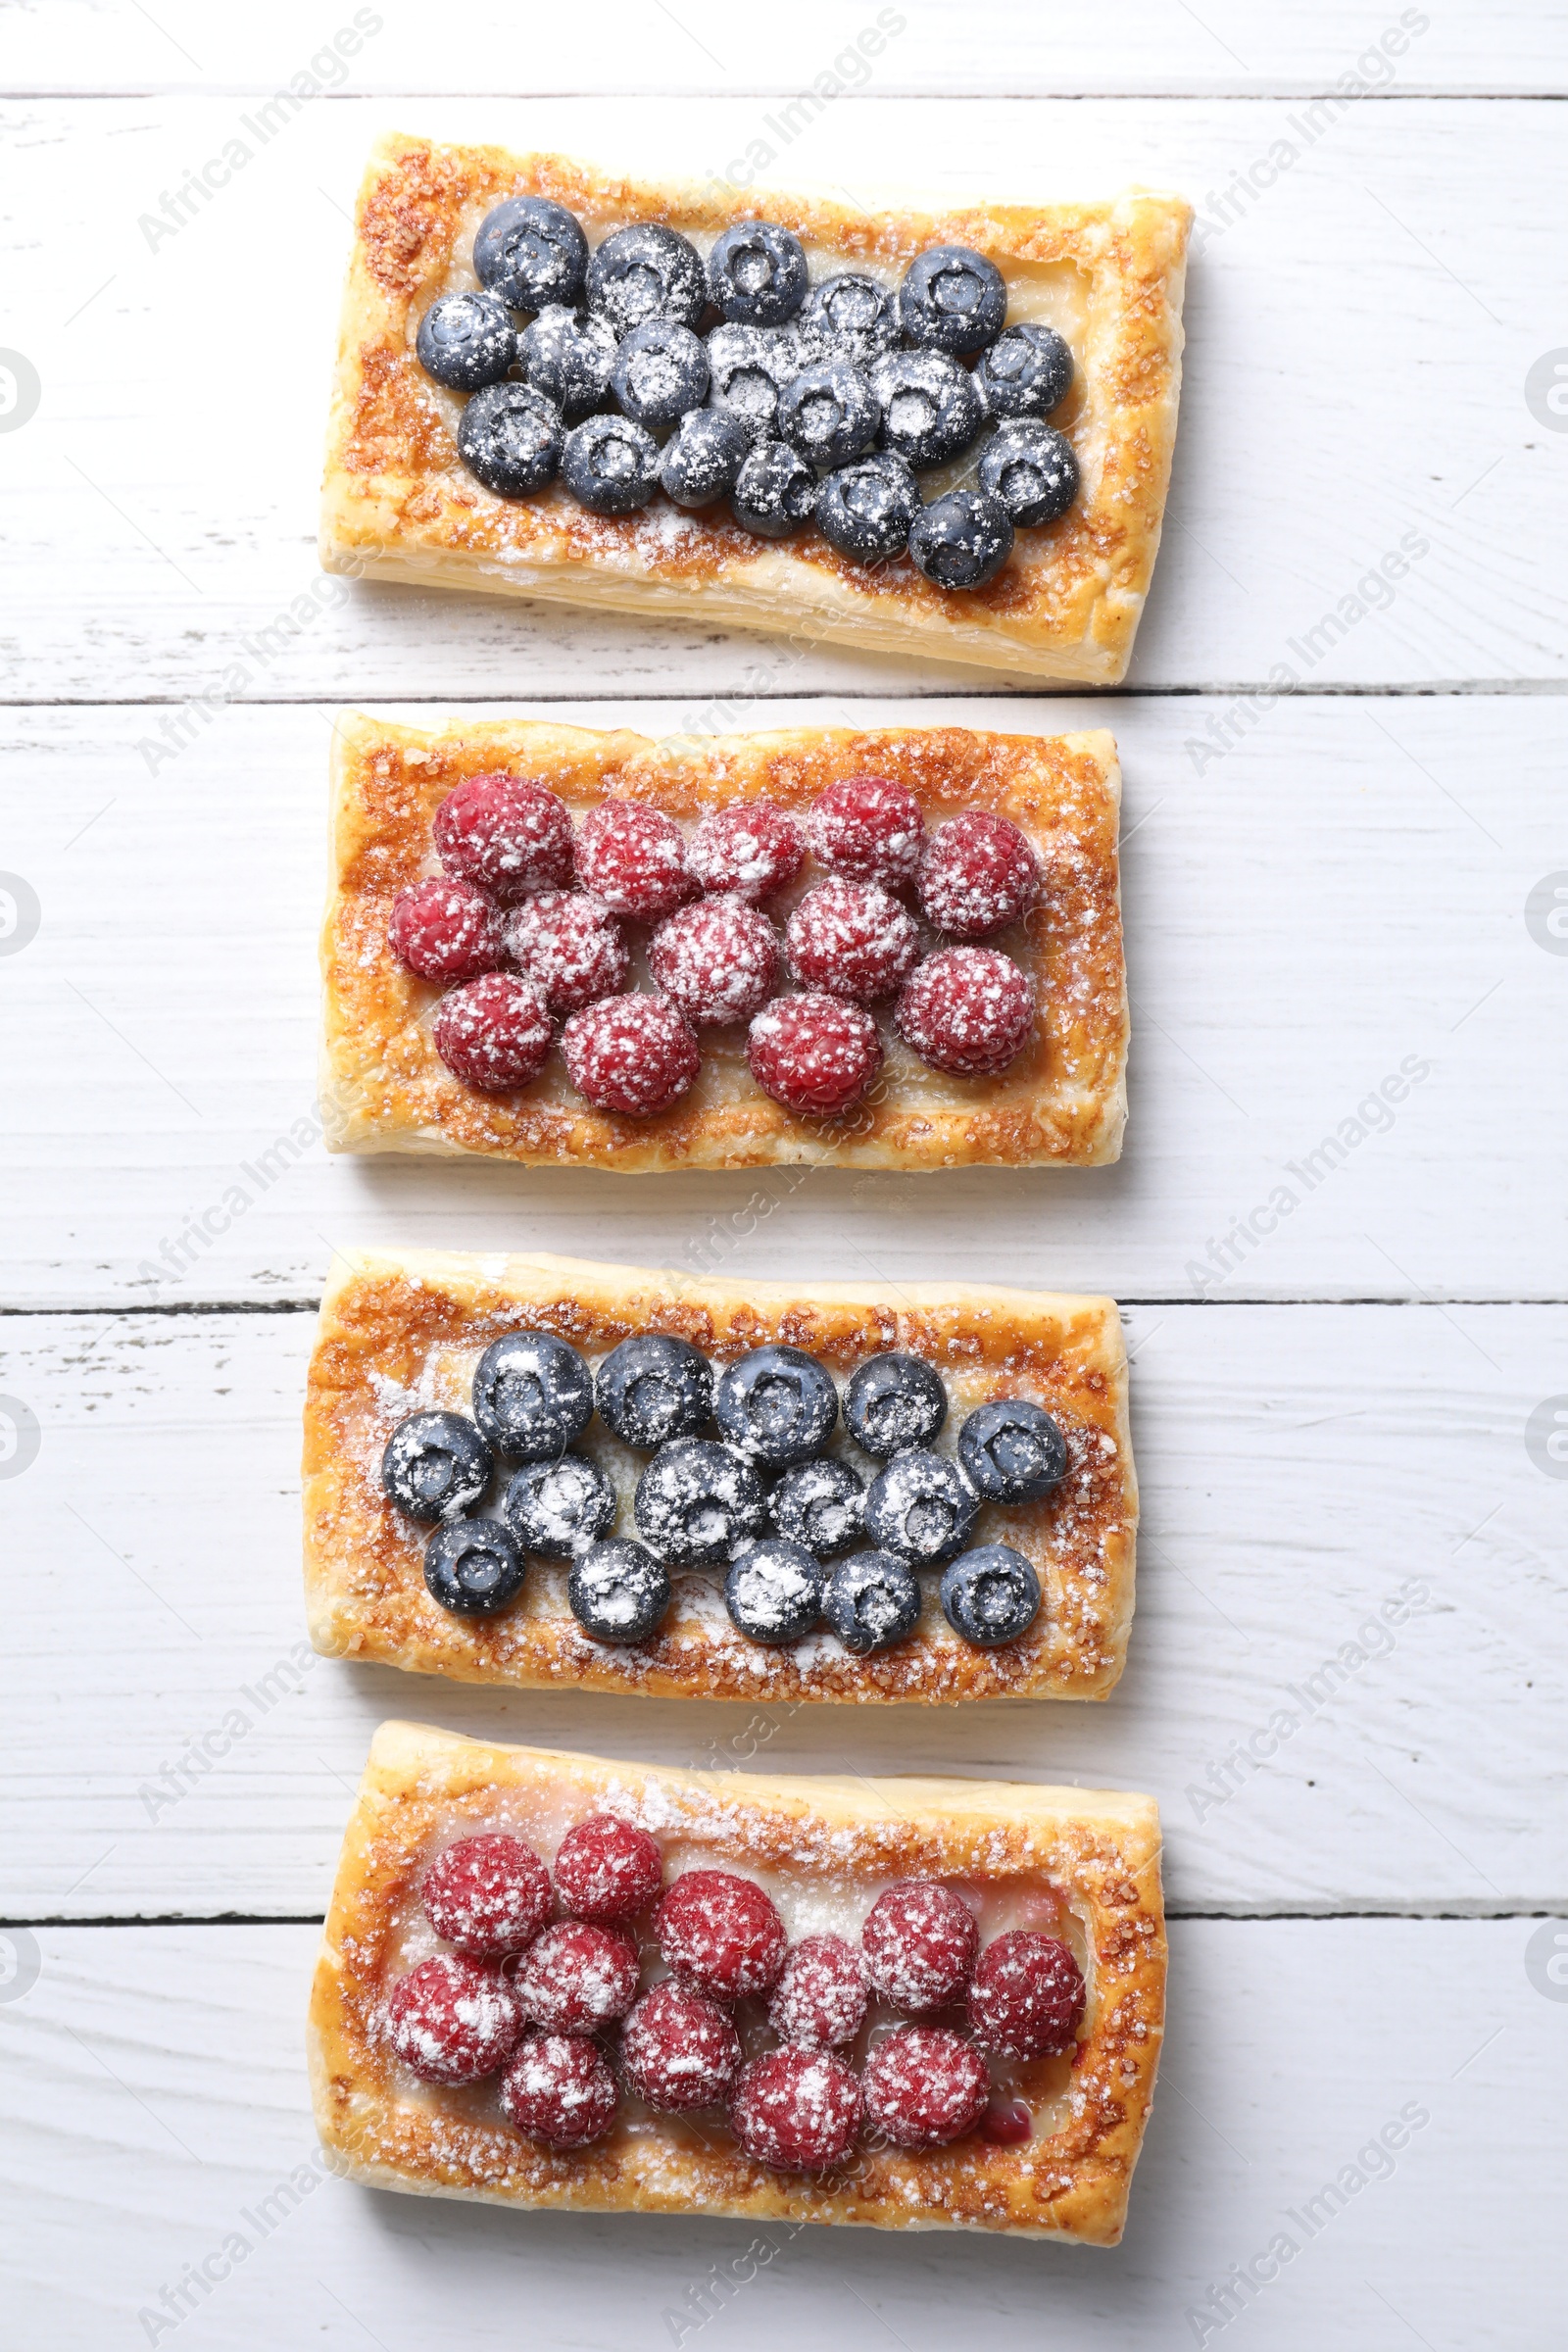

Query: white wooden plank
[2,696,1560,1309]
[5,2,1565,96]
[0,1919,1556,2347]
[2,1301,1561,1918]
[3,97,1564,697]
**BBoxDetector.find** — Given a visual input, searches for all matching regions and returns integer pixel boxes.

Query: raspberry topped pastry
[312,1728,1165,2243]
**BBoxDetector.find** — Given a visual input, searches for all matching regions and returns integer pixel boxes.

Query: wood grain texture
[2,1301,1561,1919]
[2,696,1559,1309]
[2,1920,1557,2346]
[3,97,1564,697]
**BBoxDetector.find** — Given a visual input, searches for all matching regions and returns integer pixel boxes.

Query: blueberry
[868,350,984,469]
[568,1537,671,1644]
[416,291,517,392]
[863,1448,978,1565]
[977,420,1079,527]
[381,1410,492,1522]
[769,1457,865,1557]
[633,1439,767,1565]
[561,415,661,514]
[799,272,899,370]
[474,195,589,313]
[899,245,1007,357]
[502,1453,617,1557]
[724,1539,825,1644]
[814,452,921,564]
[596,1335,713,1448]
[957,1398,1069,1504]
[456,382,564,496]
[518,304,616,421]
[587,223,706,337]
[714,1346,838,1468]
[659,409,752,508]
[707,220,808,326]
[907,489,1014,590]
[705,323,799,445]
[974,322,1073,421]
[423,1518,527,1616]
[939,1543,1041,1646]
[471,1330,594,1460]
[821,1550,921,1653]
[611,319,710,429]
[844,1354,947,1458]
[731,439,817,538]
[778,358,880,468]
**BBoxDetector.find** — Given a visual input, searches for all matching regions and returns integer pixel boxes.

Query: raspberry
[766,1934,867,2049]
[806,774,925,888]
[562,992,701,1116]
[732,2047,862,2172]
[500,2033,619,2148]
[980,2098,1034,2144]
[966,1932,1085,2060]
[918,810,1040,937]
[433,772,575,902]
[747,994,882,1118]
[506,890,628,1014]
[432,971,554,1092]
[653,1869,786,2001]
[383,1954,522,2085]
[650,895,781,1026]
[574,800,695,919]
[422,1833,553,1960]
[620,1983,742,2111]
[861,1881,979,2012]
[554,1815,664,1926]
[862,2026,989,2149]
[512,1921,640,2034]
[389,877,506,983]
[687,800,806,903]
[785,878,922,1004]
[896,948,1034,1077]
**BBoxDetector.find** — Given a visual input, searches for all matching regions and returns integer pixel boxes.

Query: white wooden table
[2,6,1564,2342]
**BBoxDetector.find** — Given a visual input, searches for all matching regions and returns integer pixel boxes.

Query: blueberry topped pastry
[939,1543,1041,1645]
[768,1457,865,1557]
[714,1346,838,1468]
[725,1539,825,1644]
[898,244,1007,356]
[471,1331,594,1460]
[820,1549,921,1652]
[502,1454,617,1557]
[473,194,590,312]
[909,489,1014,589]
[974,321,1073,420]
[707,220,809,326]
[561,415,661,514]
[416,291,517,392]
[568,1537,671,1642]
[586,222,707,336]
[423,1518,527,1616]
[814,452,921,563]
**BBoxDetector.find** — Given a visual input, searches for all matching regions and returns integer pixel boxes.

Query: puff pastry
[302,1247,1137,1704]
[319,711,1128,1170]
[309,1721,1164,2243]
[319,135,1190,683]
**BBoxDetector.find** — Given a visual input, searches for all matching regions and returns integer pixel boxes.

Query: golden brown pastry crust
[319,136,1190,683]
[308,1722,1165,2243]
[302,1247,1137,1704]
[319,711,1128,1170]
